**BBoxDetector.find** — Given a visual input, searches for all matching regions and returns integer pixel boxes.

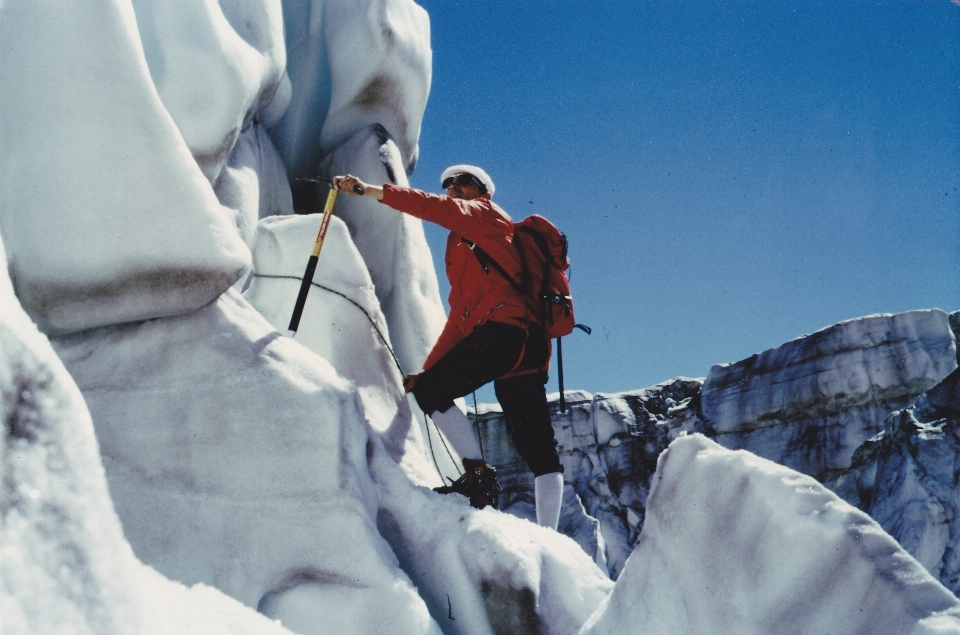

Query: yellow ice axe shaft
[288,187,339,332]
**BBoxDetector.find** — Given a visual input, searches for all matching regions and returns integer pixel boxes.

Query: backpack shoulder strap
[463,239,526,297]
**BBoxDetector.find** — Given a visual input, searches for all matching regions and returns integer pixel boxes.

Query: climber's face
[443,173,487,201]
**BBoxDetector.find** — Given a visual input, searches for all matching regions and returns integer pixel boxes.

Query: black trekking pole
[287,178,363,334]
[557,337,566,412]
[557,324,592,413]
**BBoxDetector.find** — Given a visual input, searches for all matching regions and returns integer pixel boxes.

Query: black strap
[464,239,527,298]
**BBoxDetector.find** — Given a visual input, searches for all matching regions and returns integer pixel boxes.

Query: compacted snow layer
[0,238,293,635]
[580,434,960,635]
[701,310,957,481]
[0,0,251,335]
[50,290,441,635]
[243,213,438,486]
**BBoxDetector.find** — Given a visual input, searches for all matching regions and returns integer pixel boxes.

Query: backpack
[469,214,576,339]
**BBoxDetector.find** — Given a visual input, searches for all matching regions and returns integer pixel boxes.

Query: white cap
[441,164,495,197]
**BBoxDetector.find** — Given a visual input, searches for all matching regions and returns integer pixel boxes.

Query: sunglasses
[442,173,486,192]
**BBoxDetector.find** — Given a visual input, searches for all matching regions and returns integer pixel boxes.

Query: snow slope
[580,434,960,635]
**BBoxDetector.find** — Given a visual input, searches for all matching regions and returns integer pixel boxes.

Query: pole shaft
[288,188,339,333]
[557,337,566,413]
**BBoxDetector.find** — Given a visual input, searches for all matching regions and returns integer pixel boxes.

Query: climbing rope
[251,272,462,478]
[253,273,404,374]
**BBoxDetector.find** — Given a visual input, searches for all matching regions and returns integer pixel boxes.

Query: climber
[332,167,564,530]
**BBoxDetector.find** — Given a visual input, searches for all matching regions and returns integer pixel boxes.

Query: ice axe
[287,177,363,334]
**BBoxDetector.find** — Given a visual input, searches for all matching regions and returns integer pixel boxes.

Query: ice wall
[131,0,288,183]
[475,309,957,581]
[834,362,960,597]
[132,0,296,249]
[50,290,442,635]
[580,435,960,635]
[701,309,956,482]
[271,0,430,180]
[272,0,445,374]
[318,124,447,374]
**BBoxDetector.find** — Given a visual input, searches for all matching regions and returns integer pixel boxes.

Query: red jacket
[381,185,531,369]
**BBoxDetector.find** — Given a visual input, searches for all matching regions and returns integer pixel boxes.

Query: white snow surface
[0,0,252,335]
[581,434,960,635]
[0,237,293,635]
[243,213,438,485]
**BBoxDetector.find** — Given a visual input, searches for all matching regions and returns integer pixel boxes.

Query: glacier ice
[50,289,440,635]
[476,310,957,585]
[0,0,251,335]
[271,0,431,180]
[3,0,960,632]
[318,123,447,375]
[215,122,296,253]
[473,379,704,578]
[840,367,960,597]
[131,0,288,183]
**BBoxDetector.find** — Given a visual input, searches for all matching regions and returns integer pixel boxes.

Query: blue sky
[408,0,960,401]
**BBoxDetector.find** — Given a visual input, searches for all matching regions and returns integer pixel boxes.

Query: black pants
[413,321,563,477]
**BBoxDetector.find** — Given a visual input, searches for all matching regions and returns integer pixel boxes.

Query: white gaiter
[429,405,483,462]
[535,472,564,531]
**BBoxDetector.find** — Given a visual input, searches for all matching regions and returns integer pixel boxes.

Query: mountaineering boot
[434,458,502,510]
[535,472,564,531]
